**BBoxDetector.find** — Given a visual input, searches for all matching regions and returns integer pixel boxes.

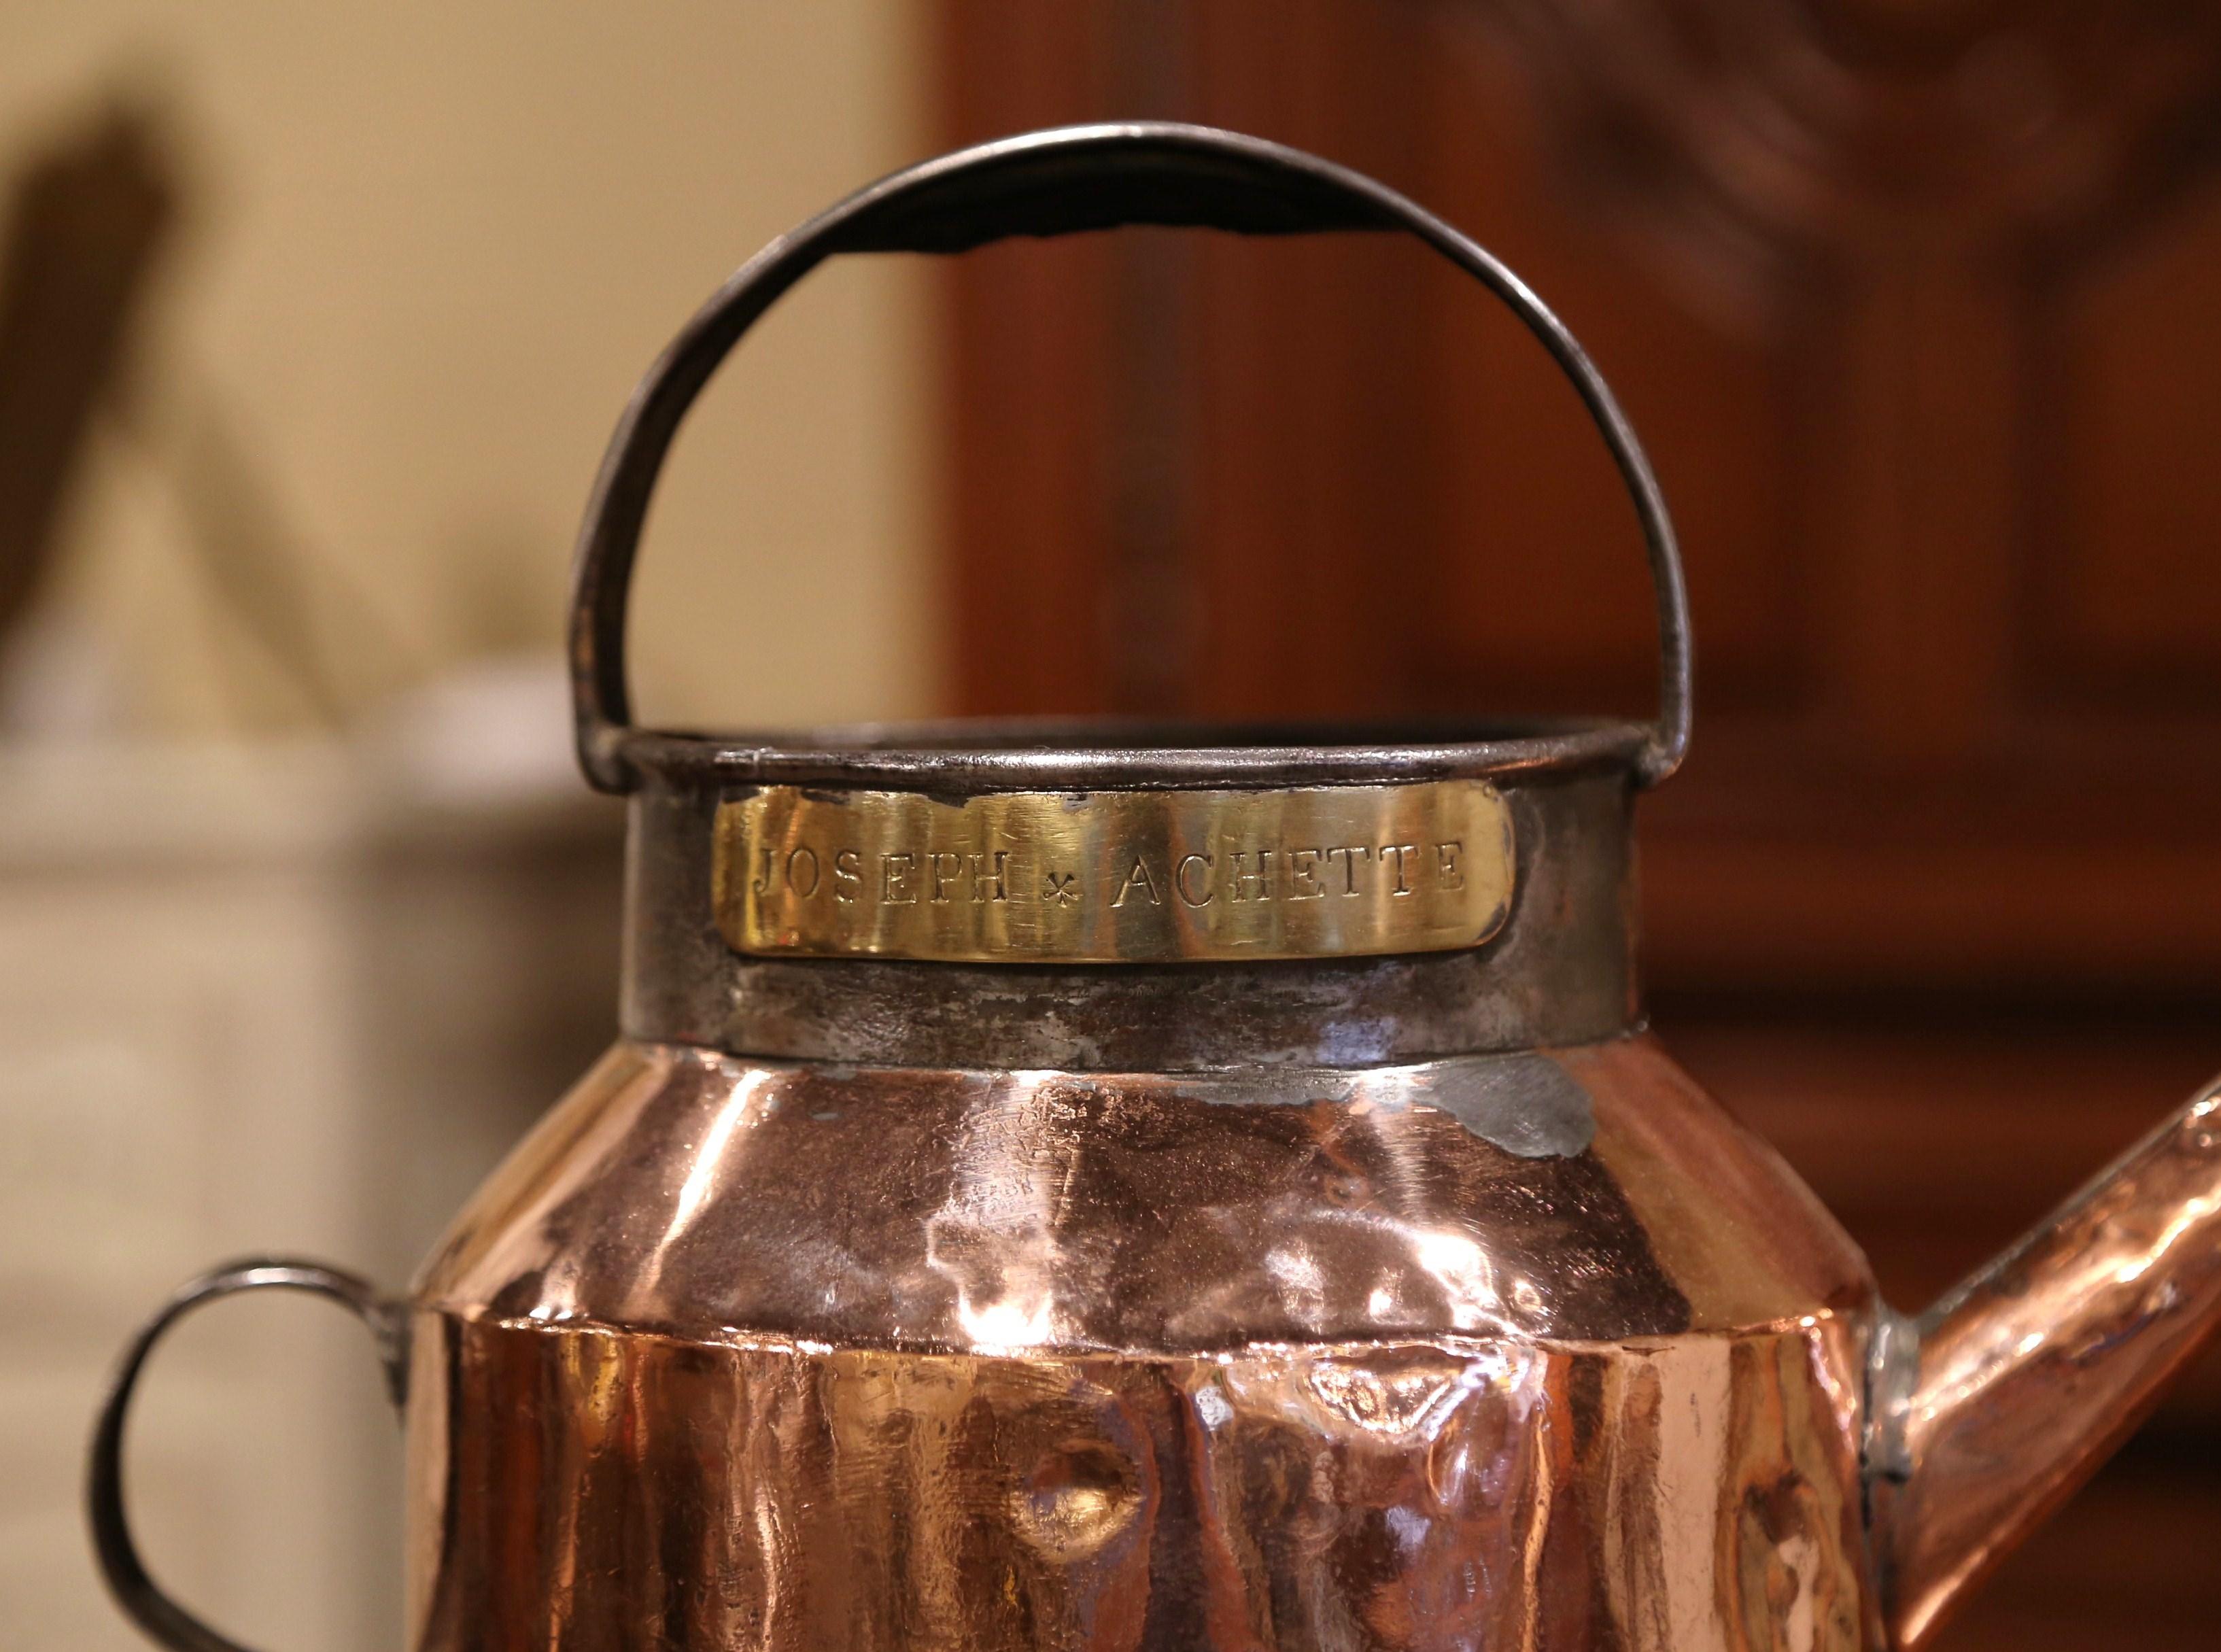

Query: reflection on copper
[406,1319,1871,1651]
[404,1036,1882,1650]
[394,1036,2221,1649]
[1875,1085,2221,1649]
[417,1038,1874,1356]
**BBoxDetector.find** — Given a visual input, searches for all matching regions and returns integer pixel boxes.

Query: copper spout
[1871,1077,2221,1649]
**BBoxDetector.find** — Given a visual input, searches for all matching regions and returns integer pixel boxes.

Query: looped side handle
[570,120,1693,792]
[88,1259,407,1652]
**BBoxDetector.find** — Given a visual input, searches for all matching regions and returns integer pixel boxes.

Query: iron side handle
[87,1259,407,1652]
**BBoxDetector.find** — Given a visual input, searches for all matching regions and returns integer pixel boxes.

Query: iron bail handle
[570,120,1693,793]
[87,1259,407,1652]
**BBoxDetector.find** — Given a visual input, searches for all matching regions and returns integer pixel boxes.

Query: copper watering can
[88,123,2221,1652]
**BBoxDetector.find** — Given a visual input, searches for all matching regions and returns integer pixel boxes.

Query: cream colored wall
[2,1,935,736]
[0,10,930,1644]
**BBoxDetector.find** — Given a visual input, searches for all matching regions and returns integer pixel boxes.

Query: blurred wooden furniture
[937,5,2221,1646]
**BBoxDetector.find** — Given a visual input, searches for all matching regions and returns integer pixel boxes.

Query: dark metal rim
[616,718,1652,793]
[86,1259,406,1652]
[569,120,1693,797]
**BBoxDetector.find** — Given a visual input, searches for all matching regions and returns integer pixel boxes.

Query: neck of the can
[615,763,1640,1073]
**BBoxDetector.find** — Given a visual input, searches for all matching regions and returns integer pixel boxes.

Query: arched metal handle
[87,1259,407,1652]
[570,120,1693,793]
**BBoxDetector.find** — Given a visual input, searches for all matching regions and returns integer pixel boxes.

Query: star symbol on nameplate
[1043,870,1080,906]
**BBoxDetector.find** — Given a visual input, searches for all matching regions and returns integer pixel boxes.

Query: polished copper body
[394,1031,2221,1651]
[405,1036,1884,1651]
[89,122,2221,1652]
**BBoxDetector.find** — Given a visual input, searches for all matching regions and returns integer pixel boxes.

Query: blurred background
[5,3,2220,1649]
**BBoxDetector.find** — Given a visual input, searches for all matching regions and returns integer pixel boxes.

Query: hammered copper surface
[406,1320,1872,1652]
[415,1037,1875,1353]
[407,1035,1882,1651]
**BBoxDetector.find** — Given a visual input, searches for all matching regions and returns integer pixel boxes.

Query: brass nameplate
[713,781,1514,964]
